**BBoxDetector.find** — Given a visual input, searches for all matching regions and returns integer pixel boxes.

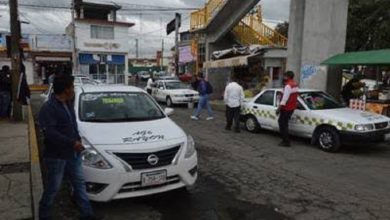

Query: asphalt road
[31,92,390,220]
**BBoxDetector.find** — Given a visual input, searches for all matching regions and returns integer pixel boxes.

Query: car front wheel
[166,97,173,107]
[316,127,341,152]
[245,115,260,133]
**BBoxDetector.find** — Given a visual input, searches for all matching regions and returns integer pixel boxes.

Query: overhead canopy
[322,49,390,65]
[204,53,261,69]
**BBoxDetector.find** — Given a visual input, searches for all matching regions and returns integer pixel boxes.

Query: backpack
[206,81,213,94]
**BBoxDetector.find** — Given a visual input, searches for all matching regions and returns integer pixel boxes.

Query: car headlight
[354,124,374,132]
[184,135,196,158]
[81,137,112,169]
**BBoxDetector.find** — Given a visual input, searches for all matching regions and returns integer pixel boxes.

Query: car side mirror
[164,108,174,116]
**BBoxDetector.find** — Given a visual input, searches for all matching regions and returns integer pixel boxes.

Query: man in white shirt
[224,75,245,132]
[146,74,154,95]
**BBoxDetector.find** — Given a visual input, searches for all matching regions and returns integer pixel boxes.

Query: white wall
[75,22,130,54]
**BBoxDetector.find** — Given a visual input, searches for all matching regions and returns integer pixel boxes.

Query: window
[91,25,114,39]
[300,92,344,110]
[255,91,275,106]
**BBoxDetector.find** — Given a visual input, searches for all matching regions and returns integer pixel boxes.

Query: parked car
[178,72,193,82]
[138,71,151,81]
[75,85,198,201]
[241,88,390,152]
[151,80,199,107]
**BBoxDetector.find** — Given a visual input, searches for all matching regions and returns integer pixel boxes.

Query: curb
[28,106,43,220]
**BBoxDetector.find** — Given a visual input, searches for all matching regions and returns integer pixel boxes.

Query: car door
[156,82,166,101]
[276,91,312,137]
[252,90,277,130]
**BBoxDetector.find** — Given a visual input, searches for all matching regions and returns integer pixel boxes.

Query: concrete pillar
[287,0,349,92]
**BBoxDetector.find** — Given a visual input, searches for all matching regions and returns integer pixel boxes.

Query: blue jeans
[0,91,11,117]
[39,155,93,219]
[193,94,214,117]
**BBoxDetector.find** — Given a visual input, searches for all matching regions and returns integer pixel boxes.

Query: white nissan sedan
[151,80,199,107]
[241,89,390,152]
[74,85,198,201]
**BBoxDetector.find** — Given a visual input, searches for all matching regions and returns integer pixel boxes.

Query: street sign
[166,13,181,35]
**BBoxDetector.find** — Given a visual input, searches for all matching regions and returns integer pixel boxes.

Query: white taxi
[74,85,197,201]
[241,89,390,152]
[151,80,199,107]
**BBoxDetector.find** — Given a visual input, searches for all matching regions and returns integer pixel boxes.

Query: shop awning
[204,54,256,68]
[321,49,390,65]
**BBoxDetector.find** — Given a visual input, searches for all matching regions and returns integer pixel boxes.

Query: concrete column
[287,0,349,92]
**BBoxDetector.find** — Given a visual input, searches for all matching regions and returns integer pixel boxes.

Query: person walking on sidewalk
[224,75,244,132]
[0,65,12,118]
[276,71,299,147]
[191,72,214,120]
[38,75,98,220]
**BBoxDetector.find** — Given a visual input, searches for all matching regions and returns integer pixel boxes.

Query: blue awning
[108,55,125,64]
[79,53,99,64]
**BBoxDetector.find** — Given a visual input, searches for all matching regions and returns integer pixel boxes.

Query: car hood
[78,117,186,145]
[313,108,389,124]
[168,89,198,95]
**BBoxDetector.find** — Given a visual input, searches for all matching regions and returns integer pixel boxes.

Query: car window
[300,92,344,110]
[79,92,165,122]
[255,91,275,106]
[165,81,188,90]
[157,82,164,89]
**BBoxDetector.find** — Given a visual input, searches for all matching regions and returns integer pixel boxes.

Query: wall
[287,0,349,92]
[75,22,130,54]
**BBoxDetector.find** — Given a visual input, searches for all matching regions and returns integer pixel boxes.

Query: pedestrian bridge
[190,0,287,47]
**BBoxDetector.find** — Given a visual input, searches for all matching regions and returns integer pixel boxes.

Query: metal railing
[190,0,226,30]
[190,1,288,47]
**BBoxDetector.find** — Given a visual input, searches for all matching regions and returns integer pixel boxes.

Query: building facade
[70,0,134,84]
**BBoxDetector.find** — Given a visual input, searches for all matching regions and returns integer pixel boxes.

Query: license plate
[141,170,167,187]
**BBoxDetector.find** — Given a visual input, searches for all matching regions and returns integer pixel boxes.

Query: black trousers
[278,110,294,143]
[147,88,152,95]
[226,106,241,130]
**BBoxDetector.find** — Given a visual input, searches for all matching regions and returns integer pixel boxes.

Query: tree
[274,21,289,37]
[346,0,390,51]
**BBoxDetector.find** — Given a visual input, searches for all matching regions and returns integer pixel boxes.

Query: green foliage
[346,0,390,51]
[275,21,289,37]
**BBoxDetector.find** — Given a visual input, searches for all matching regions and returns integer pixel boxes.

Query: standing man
[38,75,97,220]
[146,74,154,95]
[224,75,244,132]
[276,71,299,147]
[0,65,12,118]
[191,72,214,120]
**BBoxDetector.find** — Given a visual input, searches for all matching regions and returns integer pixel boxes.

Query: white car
[241,89,390,152]
[151,80,199,107]
[74,85,197,201]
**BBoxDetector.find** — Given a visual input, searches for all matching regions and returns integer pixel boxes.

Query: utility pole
[174,13,180,76]
[9,0,22,121]
[161,39,164,71]
[71,0,78,75]
[135,39,139,58]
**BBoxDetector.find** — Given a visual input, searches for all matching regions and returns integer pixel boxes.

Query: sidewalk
[0,107,42,220]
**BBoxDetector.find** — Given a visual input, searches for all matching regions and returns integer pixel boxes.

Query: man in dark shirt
[0,65,12,118]
[38,75,97,220]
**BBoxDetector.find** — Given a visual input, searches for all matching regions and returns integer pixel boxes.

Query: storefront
[322,49,390,116]
[204,47,287,99]
[79,53,126,84]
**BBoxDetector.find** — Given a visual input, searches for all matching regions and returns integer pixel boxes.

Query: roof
[77,85,145,93]
[77,1,121,10]
[321,49,390,65]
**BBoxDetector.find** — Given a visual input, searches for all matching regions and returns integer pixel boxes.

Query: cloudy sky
[0,0,290,57]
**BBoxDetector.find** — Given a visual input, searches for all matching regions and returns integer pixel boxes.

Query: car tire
[166,97,173,107]
[316,127,341,152]
[245,115,260,133]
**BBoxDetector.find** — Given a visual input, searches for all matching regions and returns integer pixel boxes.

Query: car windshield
[165,81,188,90]
[300,92,345,110]
[79,92,165,122]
